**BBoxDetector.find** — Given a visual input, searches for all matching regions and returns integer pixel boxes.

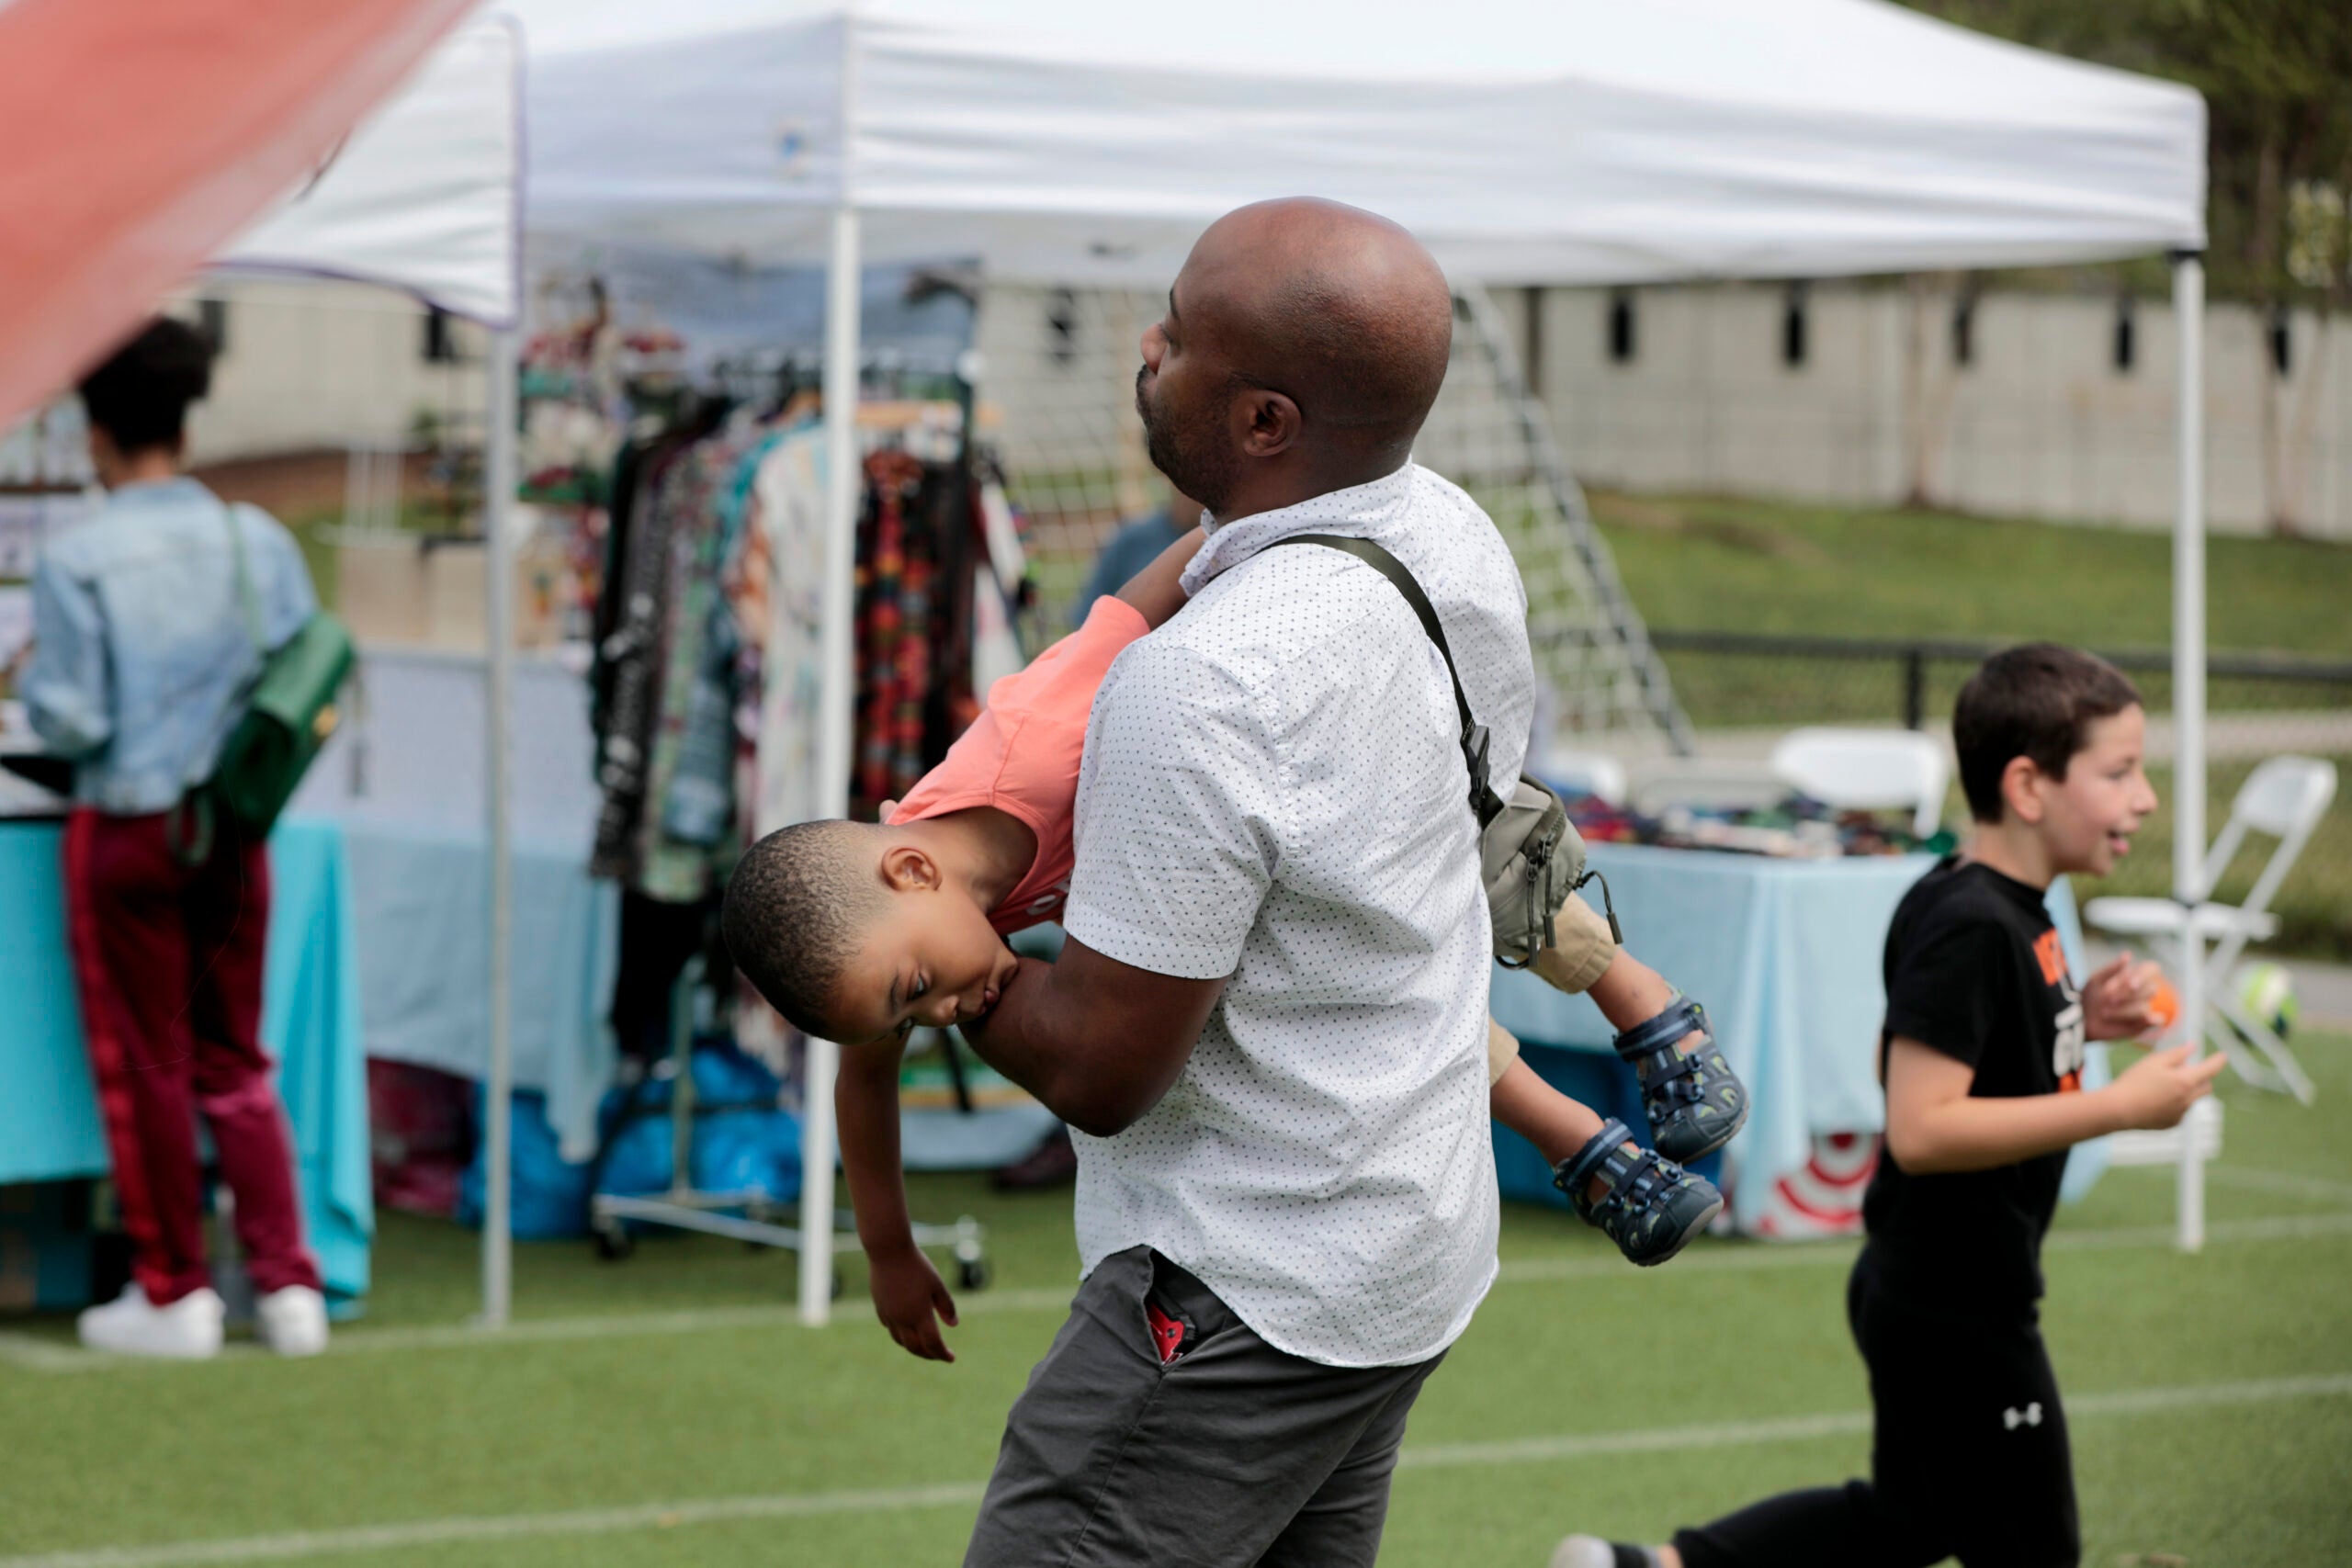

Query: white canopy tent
[519,0,2201,284]
[510,0,2219,1321]
[209,17,530,1328]
[213,18,522,325]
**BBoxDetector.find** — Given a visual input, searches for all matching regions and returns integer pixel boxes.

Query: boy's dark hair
[77,316,215,453]
[720,819,886,1042]
[1953,643,2143,823]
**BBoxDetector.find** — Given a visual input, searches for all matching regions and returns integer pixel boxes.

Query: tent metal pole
[481,321,519,1325]
[2170,253,2207,1255]
[801,199,862,1325]
[797,0,864,1330]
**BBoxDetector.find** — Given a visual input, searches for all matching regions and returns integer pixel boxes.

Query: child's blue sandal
[1612,996,1748,1164]
[1554,1118,1724,1267]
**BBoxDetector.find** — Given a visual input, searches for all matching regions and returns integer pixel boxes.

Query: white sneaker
[1552,1538,1643,1568]
[254,1284,330,1358]
[76,1283,224,1359]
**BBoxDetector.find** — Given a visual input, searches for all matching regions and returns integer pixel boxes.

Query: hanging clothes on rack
[589,419,707,881]
[845,444,994,820]
[854,448,931,819]
[915,452,982,752]
[591,381,1001,882]
[583,361,1030,1130]
[969,456,1030,698]
[739,423,829,842]
[613,416,771,902]
[665,404,817,856]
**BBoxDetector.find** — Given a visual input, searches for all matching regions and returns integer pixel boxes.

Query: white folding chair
[1770,728,1951,839]
[2084,755,2337,1104]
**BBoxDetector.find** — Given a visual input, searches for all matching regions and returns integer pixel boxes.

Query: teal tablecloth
[1489,843,2104,1233]
[0,817,372,1303]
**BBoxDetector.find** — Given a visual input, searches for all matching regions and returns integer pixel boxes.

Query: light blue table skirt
[336,818,620,1163]
[1489,843,2108,1232]
[0,817,373,1303]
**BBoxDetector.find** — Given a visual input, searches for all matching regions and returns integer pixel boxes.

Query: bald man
[955,199,1536,1566]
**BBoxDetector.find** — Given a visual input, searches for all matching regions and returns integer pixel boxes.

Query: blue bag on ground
[595,1103,674,1201]
[593,1043,802,1213]
[685,1041,802,1204]
[457,1089,592,1239]
[458,1045,801,1238]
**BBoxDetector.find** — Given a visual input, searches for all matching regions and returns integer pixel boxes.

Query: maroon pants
[62,807,320,1306]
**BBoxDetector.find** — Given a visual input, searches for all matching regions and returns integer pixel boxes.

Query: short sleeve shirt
[1861,856,2086,1309]
[1063,462,1536,1369]
[888,597,1149,935]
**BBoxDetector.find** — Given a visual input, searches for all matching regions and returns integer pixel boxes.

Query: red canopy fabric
[0,0,479,431]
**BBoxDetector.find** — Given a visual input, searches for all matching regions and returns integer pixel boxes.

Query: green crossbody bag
[210,503,355,835]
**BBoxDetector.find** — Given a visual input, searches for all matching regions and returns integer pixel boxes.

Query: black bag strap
[1270,533,1505,829]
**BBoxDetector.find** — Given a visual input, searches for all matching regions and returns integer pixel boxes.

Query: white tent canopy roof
[513,0,2204,285]
[212,18,521,325]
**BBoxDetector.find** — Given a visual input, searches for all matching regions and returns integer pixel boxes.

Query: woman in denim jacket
[22,317,326,1360]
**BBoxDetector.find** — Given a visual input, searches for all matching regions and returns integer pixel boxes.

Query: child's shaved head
[724,816,1023,1047]
[723,819,889,1041]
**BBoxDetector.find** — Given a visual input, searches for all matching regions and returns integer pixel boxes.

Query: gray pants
[964,1246,1445,1567]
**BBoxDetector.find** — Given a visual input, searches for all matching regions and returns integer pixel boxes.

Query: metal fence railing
[1634,630,2352,961]
[1643,630,2352,735]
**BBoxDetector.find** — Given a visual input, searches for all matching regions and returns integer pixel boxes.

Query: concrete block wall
[1517,281,2351,541]
[73,276,2345,543]
[175,278,489,466]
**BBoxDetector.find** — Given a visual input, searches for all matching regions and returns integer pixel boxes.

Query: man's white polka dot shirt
[1065,461,1536,1369]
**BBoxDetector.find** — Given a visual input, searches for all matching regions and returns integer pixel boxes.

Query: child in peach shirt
[724,533,1745,1360]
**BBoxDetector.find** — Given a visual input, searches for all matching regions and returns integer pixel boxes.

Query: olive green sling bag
[207,503,355,837]
[1269,534,1616,968]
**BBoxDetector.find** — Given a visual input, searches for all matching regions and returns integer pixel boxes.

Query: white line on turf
[0,1288,1082,1372]
[0,1483,993,1568]
[0,1333,87,1372]
[5,1211,2348,1375]
[2,1372,2345,1568]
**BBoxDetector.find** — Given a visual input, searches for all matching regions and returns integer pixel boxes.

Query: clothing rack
[588,957,989,1292]
[582,342,1009,1297]
[701,344,973,403]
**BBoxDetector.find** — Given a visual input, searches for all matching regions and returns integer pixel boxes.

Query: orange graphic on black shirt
[2032,929,2068,987]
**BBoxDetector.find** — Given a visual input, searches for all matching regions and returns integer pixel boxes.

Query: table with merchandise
[1490,814,2103,1236]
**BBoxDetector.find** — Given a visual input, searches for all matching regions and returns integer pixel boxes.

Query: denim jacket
[23,478,316,815]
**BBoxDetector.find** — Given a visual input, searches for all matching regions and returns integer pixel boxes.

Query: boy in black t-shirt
[1555,644,2226,1568]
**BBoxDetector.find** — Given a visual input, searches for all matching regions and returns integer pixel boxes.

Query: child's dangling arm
[838,1035,960,1362]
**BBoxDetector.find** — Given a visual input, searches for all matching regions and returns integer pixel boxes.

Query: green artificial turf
[4,1031,2349,1566]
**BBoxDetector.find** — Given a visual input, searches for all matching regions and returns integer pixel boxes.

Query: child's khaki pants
[1485,890,1615,1085]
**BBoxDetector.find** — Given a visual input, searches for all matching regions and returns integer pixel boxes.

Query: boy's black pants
[1673,1247,2080,1568]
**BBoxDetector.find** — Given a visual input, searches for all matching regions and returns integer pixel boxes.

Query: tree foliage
[1900,0,2352,306]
